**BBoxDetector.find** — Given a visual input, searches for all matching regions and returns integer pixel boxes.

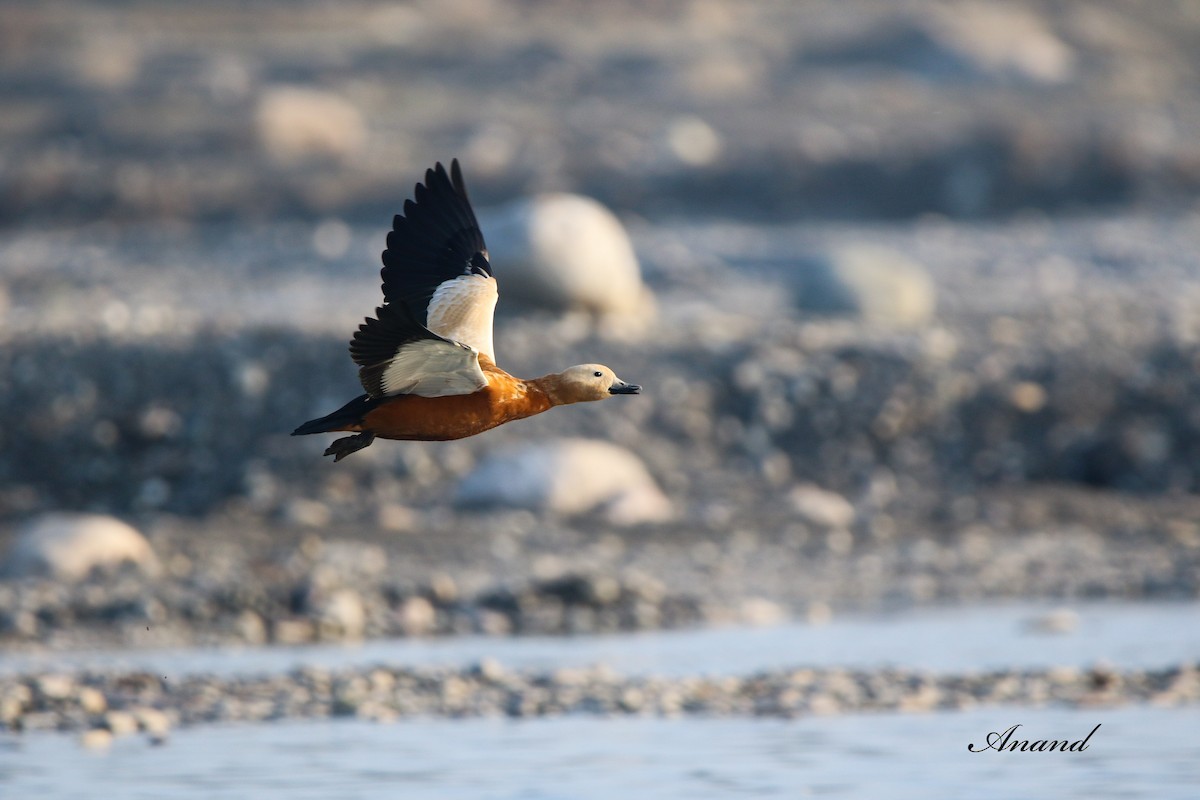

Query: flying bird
[293,160,641,461]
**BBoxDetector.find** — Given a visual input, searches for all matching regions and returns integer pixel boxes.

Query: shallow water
[3,602,1196,798]
[3,601,1196,679]
[2,706,1196,799]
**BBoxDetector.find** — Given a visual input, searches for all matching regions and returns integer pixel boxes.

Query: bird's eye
[593,371,603,378]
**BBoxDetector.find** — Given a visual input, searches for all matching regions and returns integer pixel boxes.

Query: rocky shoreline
[3,660,1196,744]
[1,500,1196,653]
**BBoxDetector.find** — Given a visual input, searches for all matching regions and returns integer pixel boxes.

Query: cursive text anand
[968,723,1100,753]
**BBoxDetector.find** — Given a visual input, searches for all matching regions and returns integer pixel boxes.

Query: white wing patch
[379,339,487,398]
[426,274,498,363]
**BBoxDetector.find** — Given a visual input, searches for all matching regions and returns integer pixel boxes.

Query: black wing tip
[449,159,467,196]
[391,158,469,231]
[425,159,468,197]
[380,158,488,307]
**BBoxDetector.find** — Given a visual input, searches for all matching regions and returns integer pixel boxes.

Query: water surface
[2,706,1194,800]
[3,602,1195,679]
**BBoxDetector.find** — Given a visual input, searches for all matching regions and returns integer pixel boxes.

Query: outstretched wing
[350,302,486,399]
[381,160,498,362]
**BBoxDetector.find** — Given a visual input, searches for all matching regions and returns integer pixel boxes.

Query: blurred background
[2,1,1200,797]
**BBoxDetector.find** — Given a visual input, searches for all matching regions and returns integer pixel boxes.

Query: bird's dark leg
[324,431,376,462]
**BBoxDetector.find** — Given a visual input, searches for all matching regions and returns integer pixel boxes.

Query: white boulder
[4,513,159,579]
[795,245,937,328]
[455,438,671,525]
[481,194,652,320]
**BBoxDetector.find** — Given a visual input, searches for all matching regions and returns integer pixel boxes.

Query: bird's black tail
[292,393,378,436]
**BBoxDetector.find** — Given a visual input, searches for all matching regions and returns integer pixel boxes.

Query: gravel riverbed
[4,659,1198,739]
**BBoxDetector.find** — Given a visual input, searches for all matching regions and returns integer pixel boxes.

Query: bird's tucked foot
[324,431,376,462]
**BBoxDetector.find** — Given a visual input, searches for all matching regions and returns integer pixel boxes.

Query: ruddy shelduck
[293,160,641,461]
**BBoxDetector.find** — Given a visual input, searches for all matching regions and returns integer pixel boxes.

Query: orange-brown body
[293,357,637,460]
[354,362,553,441]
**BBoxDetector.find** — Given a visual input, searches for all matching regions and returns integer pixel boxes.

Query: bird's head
[551,364,641,404]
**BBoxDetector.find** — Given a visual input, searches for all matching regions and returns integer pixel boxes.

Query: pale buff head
[546,364,641,404]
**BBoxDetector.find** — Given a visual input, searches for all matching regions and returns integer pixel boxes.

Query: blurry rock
[666,115,723,167]
[4,513,159,580]
[679,47,765,100]
[376,503,416,533]
[429,572,459,604]
[602,485,674,527]
[536,572,621,607]
[789,485,856,529]
[73,33,141,89]
[464,122,520,176]
[794,245,936,327]
[481,194,652,320]
[929,4,1076,84]
[282,498,332,528]
[131,706,171,739]
[235,610,268,644]
[256,86,366,164]
[272,618,315,645]
[36,674,75,701]
[103,710,139,736]
[312,218,352,260]
[477,609,513,636]
[804,5,1074,86]
[398,595,436,636]
[739,597,787,627]
[78,687,107,715]
[825,528,854,556]
[317,589,366,639]
[1009,381,1048,413]
[203,53,254,102]
[80,728,113,750]
[1024,607,1080,635]
[455,439,672,525]
[806,601,834,626]
[312,541,389,580]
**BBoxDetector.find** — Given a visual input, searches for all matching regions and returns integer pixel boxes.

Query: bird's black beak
[609,381,641,395]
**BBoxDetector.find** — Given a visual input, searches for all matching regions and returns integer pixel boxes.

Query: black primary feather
[380,159,491,326]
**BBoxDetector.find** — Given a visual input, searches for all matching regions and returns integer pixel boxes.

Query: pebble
[316,589,366,640]
[397,596,436,636]
[78,686,107,714]
[235,610,268,645]
[789,485,856,529]
[36,674,75,701]
[104,710,139,736]
[1024,607,1080,635]
[80,728,113,749]
[272,618,315,645]
[739,597,788,627]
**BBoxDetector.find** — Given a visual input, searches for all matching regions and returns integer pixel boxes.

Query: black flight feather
[380,159,491,326]
[349,301,463,398]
